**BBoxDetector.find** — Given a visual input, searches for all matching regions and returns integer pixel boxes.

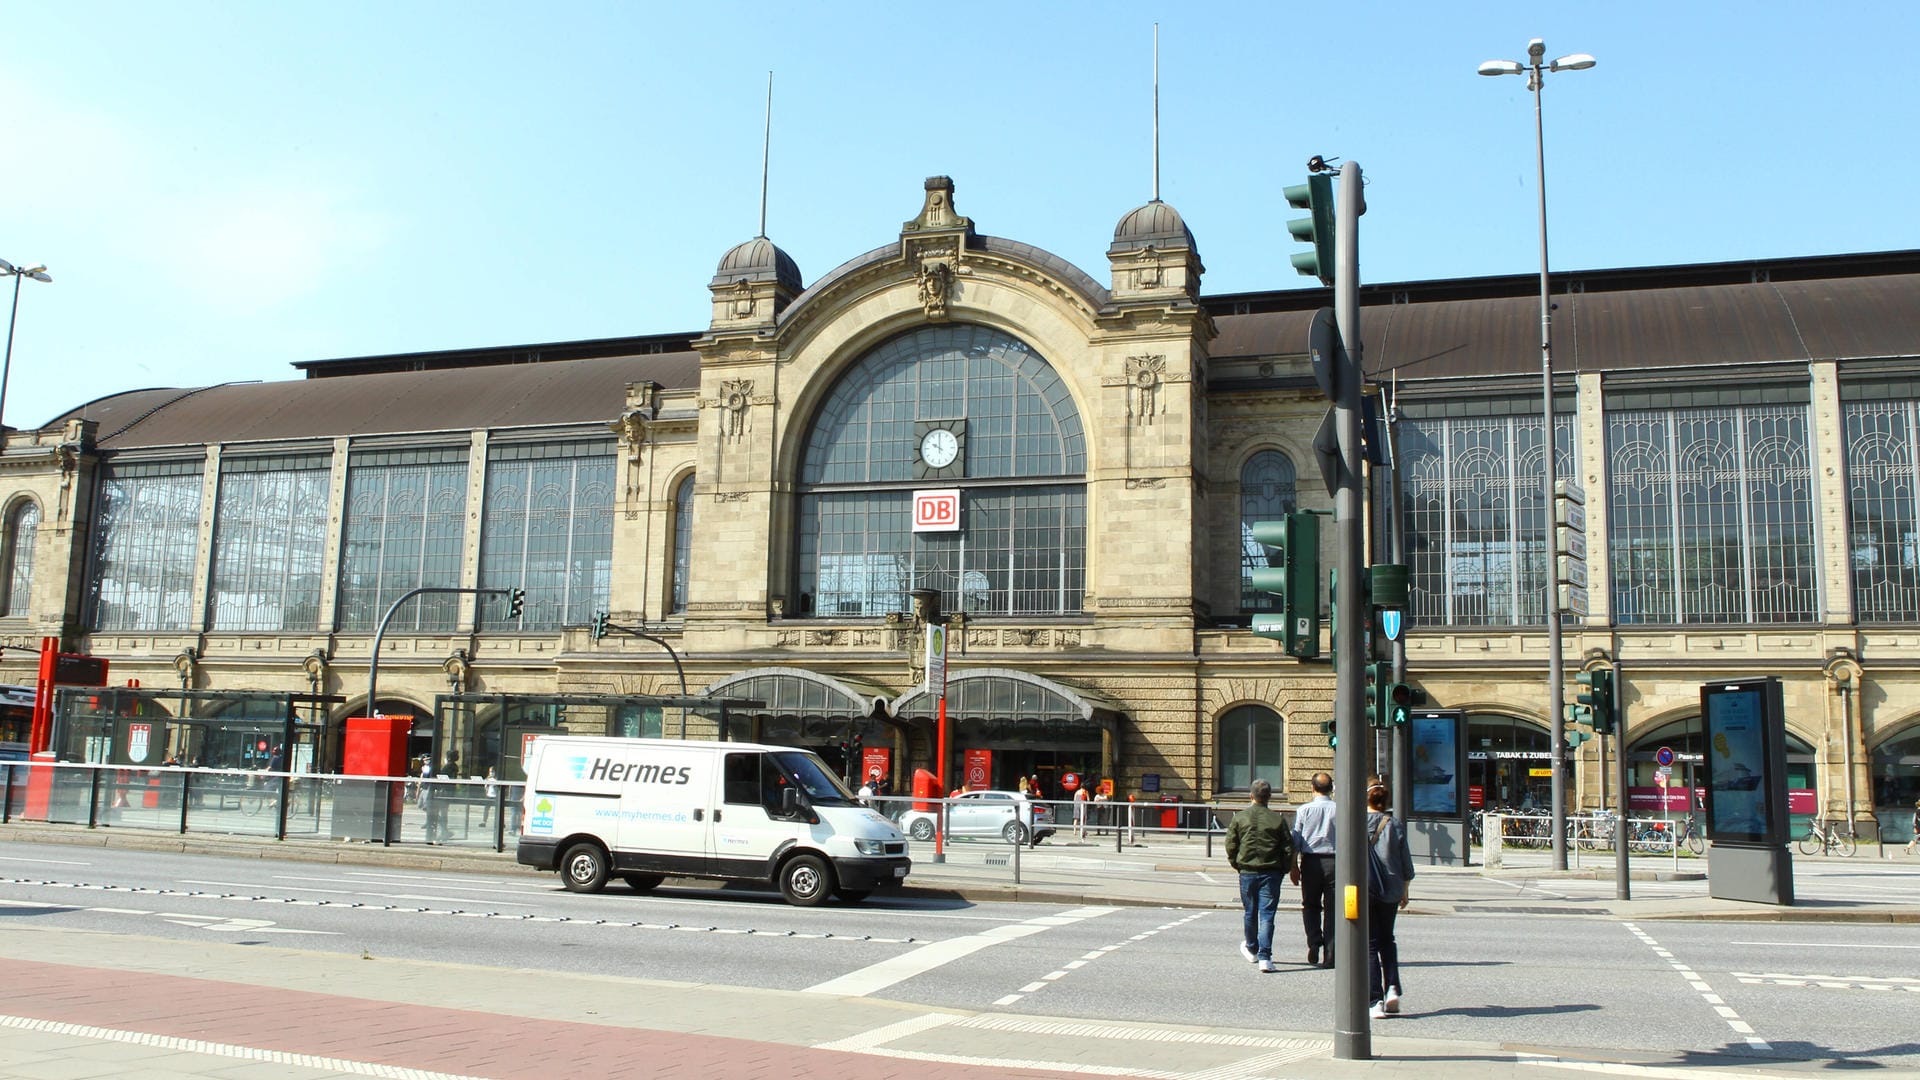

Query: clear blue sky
[6,3,1916,430]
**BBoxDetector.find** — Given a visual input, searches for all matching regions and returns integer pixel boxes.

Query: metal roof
[64,350,700,451]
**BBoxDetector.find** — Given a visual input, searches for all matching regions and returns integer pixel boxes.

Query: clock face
[920,428,959,469]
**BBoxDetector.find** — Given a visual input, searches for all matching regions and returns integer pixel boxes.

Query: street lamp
[0,258,53,434]
[1479,39,1594,871]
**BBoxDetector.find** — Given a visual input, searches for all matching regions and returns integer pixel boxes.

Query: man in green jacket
[1226,778,1294,972]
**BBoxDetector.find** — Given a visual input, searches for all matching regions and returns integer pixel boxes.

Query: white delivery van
[515,737,910,906]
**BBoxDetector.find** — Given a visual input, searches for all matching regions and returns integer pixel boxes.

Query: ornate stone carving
[718,379,753,441]
[1126,477,1165,489]
[1126,354,1166,425]
[728,279,756,319]
[1004,628,1048,647]
[918,261,954,320]
[712,491,749,503]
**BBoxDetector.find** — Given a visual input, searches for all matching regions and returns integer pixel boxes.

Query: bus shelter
[49,687,343,772]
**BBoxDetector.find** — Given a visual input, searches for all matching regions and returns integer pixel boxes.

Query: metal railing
[1,760,523,852]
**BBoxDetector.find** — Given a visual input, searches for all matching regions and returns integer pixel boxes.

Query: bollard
[1484,812,1504,870]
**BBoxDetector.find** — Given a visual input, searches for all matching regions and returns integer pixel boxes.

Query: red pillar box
[339,716,413,843]
[1160,794,1181,830]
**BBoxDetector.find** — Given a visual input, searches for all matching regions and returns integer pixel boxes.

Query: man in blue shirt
[1290,771,1337,967]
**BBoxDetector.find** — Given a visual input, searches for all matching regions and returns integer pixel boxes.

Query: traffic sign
[1558,584,1589,616]
[1655,745,1675,767]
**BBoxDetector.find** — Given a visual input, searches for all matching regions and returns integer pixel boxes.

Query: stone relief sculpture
[918,261,953,320]
[719,379,753,442]
[1126,354,1166,425]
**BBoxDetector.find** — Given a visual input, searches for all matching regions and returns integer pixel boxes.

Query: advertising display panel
[1409,711,1463,817]
[1701,677,1787,846]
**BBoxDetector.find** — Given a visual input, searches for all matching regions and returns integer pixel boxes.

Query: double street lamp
[0,258,53,433]
[1479,39,1594,871]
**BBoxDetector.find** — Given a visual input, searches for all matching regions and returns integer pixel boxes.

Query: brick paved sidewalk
[2,958,1087,1080]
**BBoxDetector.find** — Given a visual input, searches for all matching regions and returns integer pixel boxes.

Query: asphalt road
[2,839,1916,1071]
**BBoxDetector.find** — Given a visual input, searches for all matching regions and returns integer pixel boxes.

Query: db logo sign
[913,489,961,532]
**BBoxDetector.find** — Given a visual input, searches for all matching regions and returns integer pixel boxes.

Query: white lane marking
[1623,923,1771,1053]
[1729,940,1920,950]
[804,907,1119,997]
[818,1012,1326,1077]
[1732,971,1920,991]
[0,899,65,910]
[0,854,91,865]
[993,911,1211,1008]
[154,913,337,935]
[1519,1054,1794,1078]
[0,1013,489,1079]
[87,907,154,916]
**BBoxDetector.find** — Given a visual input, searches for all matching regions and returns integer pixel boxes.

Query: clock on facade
[914,420,966,480]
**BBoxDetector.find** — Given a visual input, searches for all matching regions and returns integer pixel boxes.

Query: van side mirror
[780,787,799,817]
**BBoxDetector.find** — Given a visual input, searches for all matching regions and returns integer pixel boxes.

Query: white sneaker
[1369,1002,1388,1020]
[1259,958,1276,973]
[1384,987,1402,1013]
[1240,943,1257,963]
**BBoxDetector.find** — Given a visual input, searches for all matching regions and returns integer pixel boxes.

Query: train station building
[3,176,1917,837]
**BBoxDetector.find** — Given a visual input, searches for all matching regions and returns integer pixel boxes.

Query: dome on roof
[1109,200,1197,256]
[712,236,802,293]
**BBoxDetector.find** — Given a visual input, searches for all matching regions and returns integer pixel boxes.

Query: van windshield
[770,750,856,806]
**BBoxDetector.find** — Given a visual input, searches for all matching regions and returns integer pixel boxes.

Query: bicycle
[1673,815,1705,855]
[1798,818,1857,857]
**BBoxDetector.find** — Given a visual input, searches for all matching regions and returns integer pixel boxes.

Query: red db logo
[913,489,961,532]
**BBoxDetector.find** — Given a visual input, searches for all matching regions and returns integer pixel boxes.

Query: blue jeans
[1238,870,1284,961]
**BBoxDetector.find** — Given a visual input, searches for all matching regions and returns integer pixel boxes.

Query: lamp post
[0,259,54,433]
[1479,39,1594,871]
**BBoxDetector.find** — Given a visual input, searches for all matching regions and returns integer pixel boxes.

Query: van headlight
[854,838,886,856]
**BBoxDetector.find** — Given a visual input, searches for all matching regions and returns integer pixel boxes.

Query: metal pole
[1614,661,1631,900]
[367,586,509,718]
[1385,390,1412,824]
[1530,46,1569,873]
[1,273,22,431]
[1331,159,1371,1062]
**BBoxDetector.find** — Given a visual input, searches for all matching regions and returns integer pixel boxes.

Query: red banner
[962,748,992,790]
[861,747,891,784]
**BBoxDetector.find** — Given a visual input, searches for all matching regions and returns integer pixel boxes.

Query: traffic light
[507,587,526,620]
[851,730,864,763]
[1387,683,1425,726]
[1577,668,1615,735]
[1284,173,1336,285]
[1321,719,1338,748]
[1565,727,1593,749]
[1248,512,1321,659]
[1364,661,1392,728]
[591,610,609,641]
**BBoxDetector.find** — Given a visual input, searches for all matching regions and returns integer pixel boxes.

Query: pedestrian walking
[1290,771,1337,967]
[416,757,438,843]
[1073,783,1090,839]
[1364,783,1415,1019]
[1225,779,1293,973]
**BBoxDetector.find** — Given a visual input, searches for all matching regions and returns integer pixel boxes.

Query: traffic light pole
[1614,661,1632,901]
[367,586,519,723]
[593,616,693,737]
[1330,159,1371,1062]
[1384,392,1412,831]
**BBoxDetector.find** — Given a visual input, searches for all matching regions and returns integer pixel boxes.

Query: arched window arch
[670,474,694,615]
[1217,703,1284,794]
[1240,450,1297,611]
[3,498,41,618]
[795,324,1086,617]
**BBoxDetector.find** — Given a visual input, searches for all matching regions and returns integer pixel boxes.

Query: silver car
[899,790,1054,846]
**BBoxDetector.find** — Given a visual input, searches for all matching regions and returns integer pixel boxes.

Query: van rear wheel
[561,843,610,893]
[622,873,665,893]
[779,853,833,906]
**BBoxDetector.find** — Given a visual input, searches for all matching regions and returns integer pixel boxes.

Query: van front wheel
[780,853,833,906]
[561,843,610,893]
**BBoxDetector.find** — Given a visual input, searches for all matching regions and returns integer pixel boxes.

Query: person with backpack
[1365,782,1416,1018]
[1225,778,1294,973]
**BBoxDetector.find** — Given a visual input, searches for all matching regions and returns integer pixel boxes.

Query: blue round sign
[1655,745,1675,767]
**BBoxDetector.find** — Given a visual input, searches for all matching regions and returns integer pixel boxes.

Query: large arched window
[1217,704,1284,794]
[2,499,40,618]
[1239,450,1297,611]
[670,474,694,615]
[795,324,1086,617]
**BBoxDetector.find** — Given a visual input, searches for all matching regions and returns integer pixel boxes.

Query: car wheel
[780,853,834,906]
[1003,821,1029,845]
[622,873,665,893]
[561,842,610,893]
[908,817,935,841]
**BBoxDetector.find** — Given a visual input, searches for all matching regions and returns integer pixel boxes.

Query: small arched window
[1240,450,1297,611]
[670,474,694,615]
[1217,703,1285,794]
[2,499,40,618]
